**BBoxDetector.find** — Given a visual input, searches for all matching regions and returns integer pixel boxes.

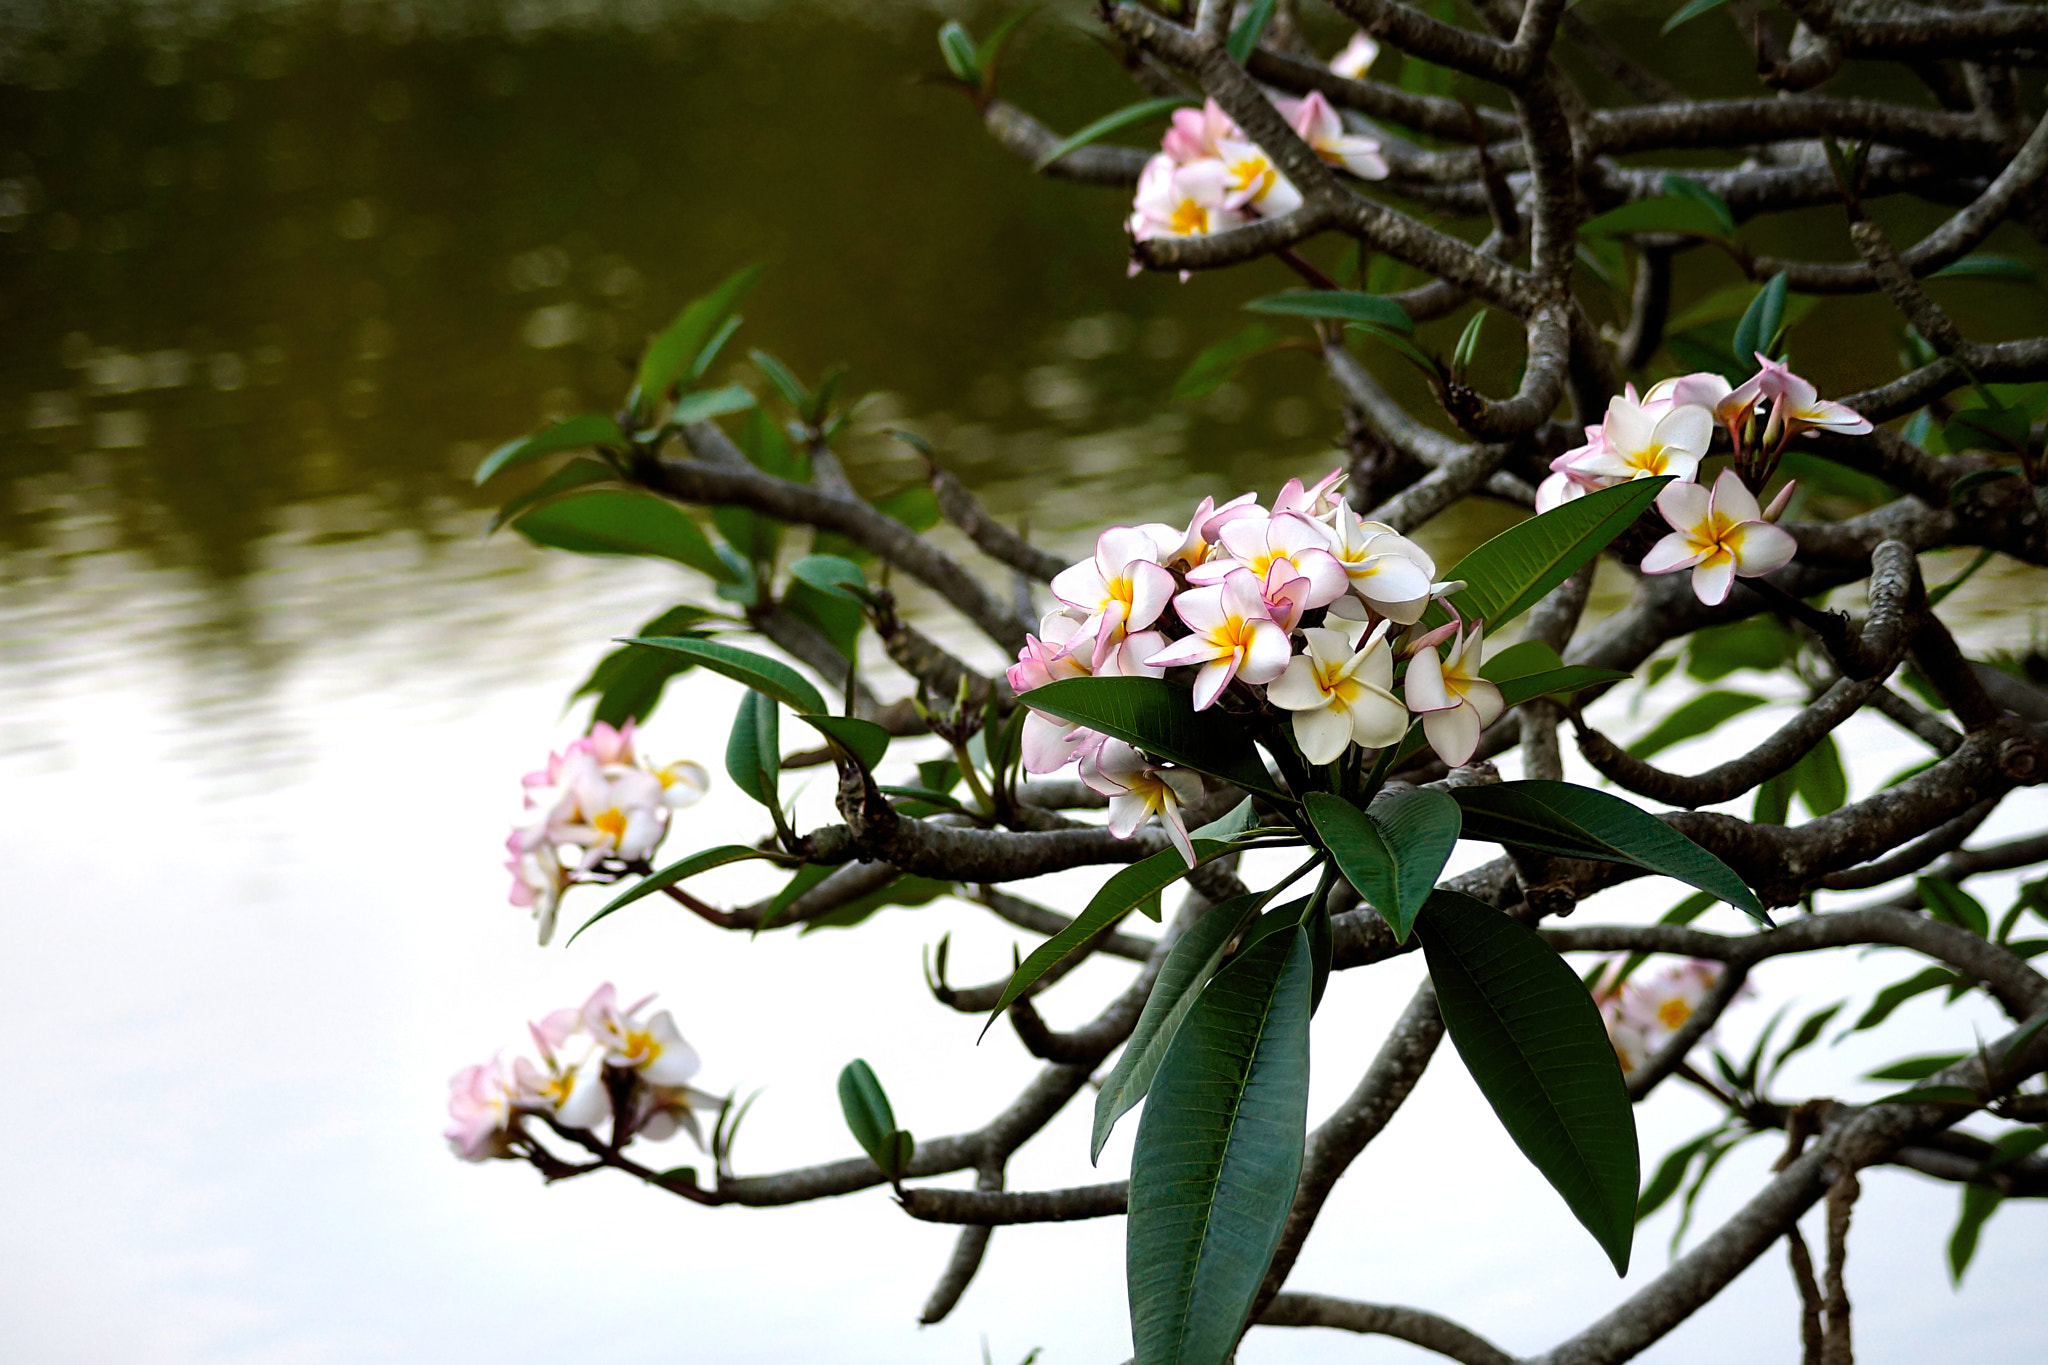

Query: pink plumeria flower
[1642,468,1798,606]
[1162,98,1238,165]
[1140,492,1262,571]
[547,748,670,868]
[1050,526,1176,670]
[510,1045,610,1131]
[445,1058,518,1162]
[1329,31,1379,79]
[1128,153,1246,245]
[1645,370,1757,444]
[1595,960,1726,1075]
[1009,614,1093,774]
[506,825,572,945]
[1213,137,1303,218]
[1574,389,1712,485]
[1080,739,1205,867]
[1272,467,1347,522]
[631,1082,728,1148]
[1190,512,1350,611]
[1276,91,1388,180]
[1746,354,1874,439]
[1267,623,1410,764]
[1404,622,1505,768]
[1145,569,1293,710]
[1320,504,1437,624]
[581,983,703,1088]
[1535,425,1620,512]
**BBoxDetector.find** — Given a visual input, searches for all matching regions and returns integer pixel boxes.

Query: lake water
[3,4,2045,1363]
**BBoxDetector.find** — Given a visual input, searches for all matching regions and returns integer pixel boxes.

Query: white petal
[1265,655,1327,711]
[1294,706,1352,765]
[1690,553,1737,605]
[1710,468,1761,523]
[1423,704,1482,767]
[1640,532,1706,575]
[1728,519,1797,577]
[1404,645,1452,712]
[1347,687,1412,749]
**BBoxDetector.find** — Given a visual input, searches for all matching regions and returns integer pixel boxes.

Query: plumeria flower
[1162,98,1238,165]
[1645,370,1758,444]
[1145,569,1294,709]
[1272,467,1347,522]
[1329,31,1379,79]
[1574,388,1712,485]
[1008,613,1165,774]
[1080,739,1205,867]
[506,825,572,945]
[631,1082,727,1147]
[1320,504,1437,623]
[445,1059,518,1162]
[1141,491,1262,571]
[1267,623,1410,764]
[1596,960,1726,1075]
[1128,154,1245,245]
[653,759,711,809]
[1642,468,1798,606]
[580,983,702,1088]
[1215,137,1304,218]
[1404,622,1504,768]
[547,748,670,868]
[1050,527,1176,670]
[1745,354,1874,439]
[1277,91,1388,180]
[1190,512,1350,611]
[510,1047,610,1131]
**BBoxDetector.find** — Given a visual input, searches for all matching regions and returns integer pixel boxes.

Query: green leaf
[1172,324,1281,401]
[476,413,624,485]
[1247,290,1414,334]
[1450,309,1488,378]
[1866,1052,1968,1082]
[1636,1128,1723,1222]
[1946,405,2031,455]
[1018,677,1284,800]
[1305,789,1461,942]
[1625,691,1767,759]
[1033,97,1188,172]
[1225,0,1277,63]
[1662,0,1732,36]
[1950,1181,2004,1283]
[633,265,764,423]
[513,489,738,583]
[725,689,781,808]
[985,840,1235,1030]
[1686,616,1793,681]
[485,456,617,536]
[1663,175,1738,238]
[782,577,863,662]
[788,554,872,603]
[1731,272,1788,364]
[758,863,832,933]
[625,636,828,716]
[975,5,1038,77]
[1347,322,1442,378]
[1932,254,2037,283]
[669,384,756,426]
[938,20,979,82]
[1498,667,1634,709]
[801,874,952,932]
[1919,877,1990,937]
[838,1059,913,1178]
[570,844,795,943]
[738,406,807,481]
[1580,195,1730,240]
[1752,771,1793,823]
[571,605,717,729]
[748,349,811,413]
[1947,469,2022,507]
[1127,927,1313,1365]
[1791,733,1847,816]
[1841,966,1962,1036]
[1417,890,1639,1273]
[689,314,744,385]
[875,484,942,532]
[800,714,891,771]
[1430,477,1672,633]
[1766,1001,1846,1085]
[1093,892,1267,1161]
[1451,780,1770,926]
[712,501,778,569]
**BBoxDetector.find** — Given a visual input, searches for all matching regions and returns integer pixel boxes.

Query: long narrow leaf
[1247,290,1414,334]
[1305,790,1460,942]
[476,413,624,485]
[633,265,764,420]
[569,844,794,942]
[1019,677,1285,799]
[514,489,738,583]
[1033,97,1188,171]
[625,636,828,715]
[1429,478,1671,632]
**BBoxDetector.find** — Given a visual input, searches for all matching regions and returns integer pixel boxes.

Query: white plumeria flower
[505,824,571,945]
[1145,569,1294,710]
[1277,91,1388,180]
[1642,468,1798,606]
[1050,526,1176,670]
[1574,389,1713,485]
[1403,622,1505,768]
[1128,153,1246,243]
[580,983,702,1088]
[1214,137,1304,217]
[1745,354,1874,439]
[1080,739,1205,867]
[1140,491,1262,571]
[510,1049,610,1131]
[1189,512,1351,611]
[1596,960,1726,1075]
[1320,504,1437,624]
[1162,98,1238,165]
[1267,623,1411,764]
[632,1082,728,1147]
[1644,370,1758,443]
[445,1059,518,1162]
[653,759,711,809]
[547,748,670,868]
[1329,31,1379,79]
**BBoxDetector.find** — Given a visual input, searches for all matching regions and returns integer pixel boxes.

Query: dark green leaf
[1866,1052,1968,1082]
[1093,891,1267,1161]
[1686,616,1793,681]
[1791,733,1847,816]
[1499,667,1634,708]
[1019,677,1284,800]
[1428,477,1672,633]
[669,384,756,426]
[1730,272,1787,363]
[1225,0,1277,63]
[1766,1001,1846,1085]
[1752,771,1793,823]
[738,406,807,481]
[626,636,828,715]
[1580,195,1730,240]
[476,413,624,485]
[1949,469,2023,508]
[838,1059,913,1177]
[789,554,872,603]
[938,20,979,82]
[1478,639,1564,681]
[571,605,717,729]
[725,689,780,808]
[569,844,795,943]
[1949,1181,2004,1283]
[801,874,952,932]
[486,456,617,536]
[875,484,942,532]
[1128,928,1313,1365]
[1946,405,2031,455]
[1305,789,1461,942]
[711,501,779,568]
[514,489,738,583]
[633,265,763,422]
[1450,309,1488,378]
[1172,324,1282,401]
[1248,290,1414,334]
[1663,0,1732,37]
[1451,780,1770,926]
[748,349,811,413]
[1033,97,1189,172]
[799,714,891,771]
[757,863,832,933]
[1841,966,1962,1036]
[1663,175,1738,238]
[1932,254,2037,283]
[975,5,1038,76]
[782,577,863,662]
[1636,1128,1723,1222]
[1417,890,1639,1273]
[1625,691,1767,760]
[1919,877,1990,937]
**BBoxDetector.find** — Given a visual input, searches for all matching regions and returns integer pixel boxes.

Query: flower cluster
[445,982,722,1162]
[1538,360,1870,605]
[1009,471,1505,864]
[1593,959,1727,1076]
[505,720,710,944]
[1128,92,1387,254]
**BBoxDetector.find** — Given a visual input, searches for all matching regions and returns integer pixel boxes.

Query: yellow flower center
[1656,998,1693,1030]
[1169,200,1209,235]
[593,808,628,842]
[1228,157,1275,201]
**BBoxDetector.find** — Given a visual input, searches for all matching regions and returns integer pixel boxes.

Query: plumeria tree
[449,4,2048,1363]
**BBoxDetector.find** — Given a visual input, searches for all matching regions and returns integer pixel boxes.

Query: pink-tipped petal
[1729,519,1797,577]
[1709,468,1762,523]
[1640,532,1708,575]
[1191,658,1236,711]
[1126,560,1176,630]
[1655,479,1713,531]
